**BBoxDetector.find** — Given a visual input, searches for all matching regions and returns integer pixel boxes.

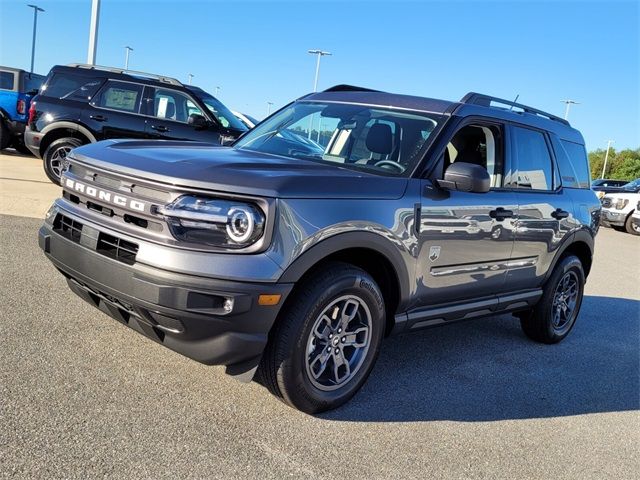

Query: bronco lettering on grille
[64,178,146,212]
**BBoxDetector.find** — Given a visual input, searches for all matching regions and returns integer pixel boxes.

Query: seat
[356,123,394,164]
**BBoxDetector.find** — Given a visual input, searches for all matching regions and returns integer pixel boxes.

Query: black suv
[25,64,247,184]
[39,87,601,413]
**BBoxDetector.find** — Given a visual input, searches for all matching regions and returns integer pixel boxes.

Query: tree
[589,148,640,180]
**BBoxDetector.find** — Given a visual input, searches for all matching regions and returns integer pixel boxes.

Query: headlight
[614,198,629,210]
[158,195,265,248]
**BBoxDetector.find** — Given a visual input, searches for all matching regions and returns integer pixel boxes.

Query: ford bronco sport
[25,64,247,184]
[39,86,600,413]
[0,66,45,152]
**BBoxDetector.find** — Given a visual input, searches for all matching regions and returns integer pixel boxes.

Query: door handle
[89,114,107,122]
[551,208,569,220]
[489,207,514,221]
[151,125,170,133]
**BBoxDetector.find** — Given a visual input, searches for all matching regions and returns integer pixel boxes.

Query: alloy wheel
[551,271,579,333]
[305,295,372,391]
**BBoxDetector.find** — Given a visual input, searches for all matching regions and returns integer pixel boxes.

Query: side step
[393,289,542,334]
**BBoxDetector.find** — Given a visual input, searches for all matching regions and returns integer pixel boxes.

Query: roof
[303,90,455,115]
[304,85,583,143]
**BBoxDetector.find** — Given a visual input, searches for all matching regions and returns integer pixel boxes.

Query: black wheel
[624,214,639,235]
[519,255,585,344]
[0,120,10,150]
[259,262,385,413]
[43,137,82,185]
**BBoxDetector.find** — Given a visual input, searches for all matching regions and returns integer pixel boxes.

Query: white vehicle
[601,191,640,235]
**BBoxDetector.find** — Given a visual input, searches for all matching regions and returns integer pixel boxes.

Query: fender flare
[278,231,412,306]
[39,121,97,149]
[543,228,594,283]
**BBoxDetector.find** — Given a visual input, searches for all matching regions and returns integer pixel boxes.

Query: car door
[506,125,576,290]
[144,87,220,143]
[415,121,518,306]
[83,79,147,140]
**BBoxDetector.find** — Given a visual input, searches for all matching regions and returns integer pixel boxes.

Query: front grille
[97,232,139,265]
[601,198,612,208]
[53,214,83,243]
[53,213,139,265]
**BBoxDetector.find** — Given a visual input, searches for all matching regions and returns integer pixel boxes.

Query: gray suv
[38,86,601,413]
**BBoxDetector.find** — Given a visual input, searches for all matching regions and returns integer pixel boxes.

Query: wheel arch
[545,229,594,282]
[278,232,412,336]
[39,121,96,156]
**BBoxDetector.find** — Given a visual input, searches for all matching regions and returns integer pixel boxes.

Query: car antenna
[509,94,520,111]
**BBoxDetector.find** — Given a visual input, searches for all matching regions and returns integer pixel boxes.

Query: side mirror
[438,162,490,193]
[188,113,207,127]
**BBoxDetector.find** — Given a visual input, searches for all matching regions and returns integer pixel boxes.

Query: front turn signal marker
[258,294,281,306]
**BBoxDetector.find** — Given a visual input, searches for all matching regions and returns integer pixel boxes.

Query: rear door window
[0,71,16,90]
[511,126,554,190]
[24,73,45,93]
[42,73,102,100]
[94,81,143,113]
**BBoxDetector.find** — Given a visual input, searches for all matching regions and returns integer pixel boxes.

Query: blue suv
[0,66,45,153]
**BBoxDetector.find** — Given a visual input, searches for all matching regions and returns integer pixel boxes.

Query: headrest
[366,123,393,155]
[165,102,175,119]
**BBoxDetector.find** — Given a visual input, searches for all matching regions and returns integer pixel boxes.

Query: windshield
[233,101,441,176]
[622,178,640,190]
[195,92,247,131]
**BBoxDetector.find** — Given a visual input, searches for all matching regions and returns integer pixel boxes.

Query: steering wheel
[374,160,405,173]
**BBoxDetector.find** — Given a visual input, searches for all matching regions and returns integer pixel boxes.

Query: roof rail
[460,92,569,125]
[323,84,381,93]
[66,63,183,86]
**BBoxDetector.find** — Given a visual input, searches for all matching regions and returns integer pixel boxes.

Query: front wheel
[43,137,82,185]
[624,214,640,235]
[519,255,585,344]
[259,262,385,413]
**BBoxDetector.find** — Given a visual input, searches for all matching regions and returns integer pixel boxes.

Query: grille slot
[97,232,139,265]
[53,214,83,243]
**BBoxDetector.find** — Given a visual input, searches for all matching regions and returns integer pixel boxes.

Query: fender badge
[429,246,441,262]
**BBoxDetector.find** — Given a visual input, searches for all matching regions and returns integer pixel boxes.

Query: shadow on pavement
[323,295,639,422]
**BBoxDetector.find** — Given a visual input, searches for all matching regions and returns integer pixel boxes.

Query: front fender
[278,230,413,308]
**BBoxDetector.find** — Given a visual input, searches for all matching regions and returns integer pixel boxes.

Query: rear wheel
[0,120,10,150]
[13,140,33,156]
[519,255,585,344]
[43,137,82,185]
[259,262,385,413]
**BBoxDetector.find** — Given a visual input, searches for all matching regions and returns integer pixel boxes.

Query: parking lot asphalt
[0,151,639,479]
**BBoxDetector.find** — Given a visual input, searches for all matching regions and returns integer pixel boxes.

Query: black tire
[0,120,10,150]
[624,213,639,235]
[43,137,82,185]
[13,141,33,156]
[519,255,585,344]
[259,262,385,413]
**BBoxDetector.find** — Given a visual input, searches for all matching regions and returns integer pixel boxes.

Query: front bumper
[39,211,293,379]
[600,209,626,227]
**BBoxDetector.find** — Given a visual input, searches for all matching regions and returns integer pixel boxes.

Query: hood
[69,140,408,199]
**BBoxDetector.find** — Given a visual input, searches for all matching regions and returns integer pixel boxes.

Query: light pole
[601,140,614,179]
[215,86,221,97]
[188,74,194,85]
[561,99,580,120]
[308,49,332,92]
[124,46,133,70]
[307,49,331,138]
[267,102,274,115]
[27,4,44,73]
[87,0,101,64]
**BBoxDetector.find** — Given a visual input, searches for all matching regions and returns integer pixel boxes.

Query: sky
[0,0,638,151]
